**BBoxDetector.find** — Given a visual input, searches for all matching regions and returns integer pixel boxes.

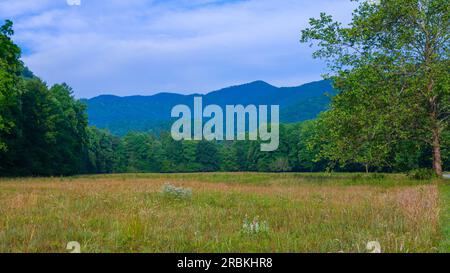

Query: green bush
[407,168,435,180]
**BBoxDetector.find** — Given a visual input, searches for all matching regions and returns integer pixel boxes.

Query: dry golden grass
[0,173,445,253]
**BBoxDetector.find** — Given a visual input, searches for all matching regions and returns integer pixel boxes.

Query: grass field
[0,173,448,253]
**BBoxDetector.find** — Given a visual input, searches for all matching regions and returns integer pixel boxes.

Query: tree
[16,78,53,175]
[45,84,88,175]
[0,78,90,175]
[21,66,35,79]
[219,141,239,172]
[119,132,165,173]
[160,132,186,172]
[298,120,329,172]
[196,140,221,172]
[0,20,22,153]
[85,127,118,173]
[301,0,449,176]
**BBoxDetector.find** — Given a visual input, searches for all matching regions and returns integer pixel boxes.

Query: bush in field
[242,217,269,235]
[407,169,435,180]
[161,184,192,200]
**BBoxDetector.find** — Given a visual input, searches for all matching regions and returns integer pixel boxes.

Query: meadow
[0,173,448,253]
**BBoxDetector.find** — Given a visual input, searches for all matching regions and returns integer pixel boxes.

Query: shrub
[407,168,435,180]
[161,184,192,200]
[242,216,269,235]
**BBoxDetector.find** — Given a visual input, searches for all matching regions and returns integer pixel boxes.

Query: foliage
[161,183,192,200]
[196,140,221,172]
[0,21,88,176]
[301,0,450,176]
[84,127,118,174]
[407,168,436,180]
[0,19,21,152]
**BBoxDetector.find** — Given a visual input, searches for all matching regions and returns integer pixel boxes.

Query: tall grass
[439,181,450,253]
[0,173,444,253]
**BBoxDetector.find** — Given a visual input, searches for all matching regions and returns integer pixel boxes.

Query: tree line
[82,122,448,174]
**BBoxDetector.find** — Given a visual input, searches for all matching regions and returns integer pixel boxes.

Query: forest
[0,0,449,177]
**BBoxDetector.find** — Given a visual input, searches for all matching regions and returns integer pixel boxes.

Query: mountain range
[85,80,336,135]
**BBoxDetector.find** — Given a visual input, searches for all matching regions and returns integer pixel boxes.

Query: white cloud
[0,0,56,17]
[2,0,357,97]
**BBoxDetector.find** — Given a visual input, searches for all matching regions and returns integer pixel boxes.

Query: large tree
[301,0,449,175]
[0,20,22,152]
[0,21,90,176]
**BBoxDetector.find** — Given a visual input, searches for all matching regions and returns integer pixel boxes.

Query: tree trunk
[426,77,442,177]
[432,126,443,177]
[423,31,442,177]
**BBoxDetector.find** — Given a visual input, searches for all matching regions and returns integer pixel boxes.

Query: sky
[0,0,357,98]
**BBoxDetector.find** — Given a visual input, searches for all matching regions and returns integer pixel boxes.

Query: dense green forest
[81,123,448,174]
[0,0,449,178]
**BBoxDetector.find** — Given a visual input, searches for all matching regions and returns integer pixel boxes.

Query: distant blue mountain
[85,80,336,135]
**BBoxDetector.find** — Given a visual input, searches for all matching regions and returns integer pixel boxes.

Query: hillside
[86,80,336,135]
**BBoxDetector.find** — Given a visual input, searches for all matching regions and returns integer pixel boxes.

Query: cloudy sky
[0,0,356,98]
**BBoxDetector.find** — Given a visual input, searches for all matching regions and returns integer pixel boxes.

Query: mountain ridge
[87,80,323,100]
[86,80,336,135]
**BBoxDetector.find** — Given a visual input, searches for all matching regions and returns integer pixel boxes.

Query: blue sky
[0,0,356,98]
